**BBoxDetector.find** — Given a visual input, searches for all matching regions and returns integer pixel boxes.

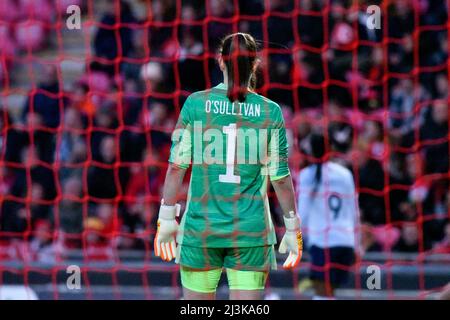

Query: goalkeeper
[154,32,303,300]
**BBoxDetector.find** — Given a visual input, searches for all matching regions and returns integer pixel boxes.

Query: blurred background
[0,0,449,299]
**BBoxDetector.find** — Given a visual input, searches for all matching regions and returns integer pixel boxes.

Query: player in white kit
[297,133,360,299]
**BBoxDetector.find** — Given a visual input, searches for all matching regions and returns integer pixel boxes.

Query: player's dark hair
[310,133,326,195]
[220,33,258,102]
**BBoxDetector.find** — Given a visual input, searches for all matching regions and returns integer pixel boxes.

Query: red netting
[0,0,449,300]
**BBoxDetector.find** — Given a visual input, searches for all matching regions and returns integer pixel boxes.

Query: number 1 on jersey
[219,123,241,184]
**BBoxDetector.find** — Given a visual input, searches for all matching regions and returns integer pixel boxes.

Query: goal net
[0,0,448,299]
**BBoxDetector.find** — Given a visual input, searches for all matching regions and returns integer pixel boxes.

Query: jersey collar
[214,82,255,94]
[215,82,227,90]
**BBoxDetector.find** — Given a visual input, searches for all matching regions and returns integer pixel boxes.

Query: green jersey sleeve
[268,104,290,181]
[168,96,193,169]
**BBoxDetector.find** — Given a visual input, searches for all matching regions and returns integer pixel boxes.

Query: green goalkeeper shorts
[180,267,268,293]
[177,244,277,271]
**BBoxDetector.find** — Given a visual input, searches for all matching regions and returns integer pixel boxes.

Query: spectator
[82,203,121,259]
[1,180,51,236]
[433,73,448,99]
[327,100,353,154]
[178,29,205,91]
[146,102,173,148]
[388,153,412,222]
[125,148,165,205]
[394,223,420,253]
[71,82,96,117]
[95,203,120,240]
[297,0,324,48]
[91,100,119,162]
[361,224,383,253]
[88,135,118,200]
[360,120,385,160]
[0,166,14,198]
[59,107,87,166]
[93,0,137,75]
[9,146,57,202]
[59,176,83,248]
[147,0,176,57]
[355,142,386,225]
[140,62,164,91]
[29,182,52,224]
[389,79,417,136]
[267,0,294,48]
[2,108,28,163]
[83,216,114,261]
[422,178,449,249]
[207,0,233,51]
[420,100,449,174]
[432,222,450,254]
[388,0,414,39]
[21,64,64,163]
[117,81,147,178]
[29,219,54,262]
[121,78,143,126]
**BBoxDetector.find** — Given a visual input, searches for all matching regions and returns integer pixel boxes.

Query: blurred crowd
[0,0,449,262]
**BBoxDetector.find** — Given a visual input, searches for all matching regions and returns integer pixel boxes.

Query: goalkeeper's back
[168,33,290,248]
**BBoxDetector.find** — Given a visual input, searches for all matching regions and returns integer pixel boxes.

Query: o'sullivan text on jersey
[205,99,261,117]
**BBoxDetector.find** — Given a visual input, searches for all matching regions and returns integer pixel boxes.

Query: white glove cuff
[283,215,300,231]
[159,203,181,220]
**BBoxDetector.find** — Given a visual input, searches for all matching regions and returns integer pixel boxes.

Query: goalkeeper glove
[278,212,303,269]
[154,200,180,262]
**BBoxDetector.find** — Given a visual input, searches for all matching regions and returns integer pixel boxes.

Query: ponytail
[220,33,258,103]
[314,163,322,193]
[310,133,326,196]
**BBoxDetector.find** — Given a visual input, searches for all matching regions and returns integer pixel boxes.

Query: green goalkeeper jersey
[169,83,290,248]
